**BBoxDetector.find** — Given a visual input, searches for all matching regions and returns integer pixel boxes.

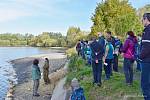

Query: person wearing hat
[140,13,150,100]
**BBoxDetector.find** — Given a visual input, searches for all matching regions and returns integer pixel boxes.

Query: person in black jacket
[140,13,150,100]
[90,36,104,86]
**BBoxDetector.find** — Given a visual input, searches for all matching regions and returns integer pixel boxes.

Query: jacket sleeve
[140,29,150,59]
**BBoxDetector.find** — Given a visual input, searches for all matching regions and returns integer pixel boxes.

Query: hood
[128,36,137,43]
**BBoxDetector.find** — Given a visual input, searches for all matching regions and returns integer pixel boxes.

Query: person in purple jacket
[121,31,137,86]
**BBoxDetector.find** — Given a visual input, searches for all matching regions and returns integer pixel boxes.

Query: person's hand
[103,57,105,63]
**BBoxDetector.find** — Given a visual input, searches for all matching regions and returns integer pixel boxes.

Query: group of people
[76,13,150,100]
[76,31,123,85]
[31,58,50,97]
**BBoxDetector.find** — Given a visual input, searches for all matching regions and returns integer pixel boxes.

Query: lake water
[0,47,63,99]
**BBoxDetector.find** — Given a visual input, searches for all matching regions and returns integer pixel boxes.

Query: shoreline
[6,53,67,100]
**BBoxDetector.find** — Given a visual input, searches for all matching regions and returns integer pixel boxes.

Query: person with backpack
[70,78,86,100]
[140,13,150,100]
[103,38,114,80]
[90,36,104,86]
[32,59,41,97]
[121,31,137,86]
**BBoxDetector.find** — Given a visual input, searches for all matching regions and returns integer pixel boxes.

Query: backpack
[70,87,86,100]
[129,38,139,60]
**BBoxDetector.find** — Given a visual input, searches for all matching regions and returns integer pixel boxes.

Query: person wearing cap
[140,13,150,100]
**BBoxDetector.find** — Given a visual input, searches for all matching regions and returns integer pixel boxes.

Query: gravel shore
[11,53,67,100]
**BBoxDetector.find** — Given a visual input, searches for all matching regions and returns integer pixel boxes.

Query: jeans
[92,60,102,84]
[123,58,134,84]
[113,54,118,72]
[141,62,150,100]
[33,79,40,95]
[104,59,113,79]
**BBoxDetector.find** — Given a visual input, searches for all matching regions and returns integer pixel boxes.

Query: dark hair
[143,13,150,22]
[107,38,112,42]
[127,31,135,37]
[45,58,49,61]
[33,59,39,65]
[85,40,88,44]
[106,31,111,35]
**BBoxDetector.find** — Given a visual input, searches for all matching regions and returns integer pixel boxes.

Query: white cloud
[0,8,32,22]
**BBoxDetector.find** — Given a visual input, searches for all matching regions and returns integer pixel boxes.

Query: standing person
[121,31,137,86]
[76,40,81,56]
[84,41,92,65]
[113,36,122,72]
[103,38,114,80]
[136,34,142,71]
[80,40,86,59]
[32,59,41,97]
[90,36,104,86]
[43,58,50,84]
[140,13,150,100]
[98,32,106,51]
[106,31,116,75]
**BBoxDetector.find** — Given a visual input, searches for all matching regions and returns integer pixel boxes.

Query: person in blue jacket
[90,36,104,86]
[32,59,41,97]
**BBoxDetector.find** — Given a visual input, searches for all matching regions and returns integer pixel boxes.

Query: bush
[66,47,76,58]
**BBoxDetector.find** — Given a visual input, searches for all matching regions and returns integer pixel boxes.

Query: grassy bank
[65,49,143,100]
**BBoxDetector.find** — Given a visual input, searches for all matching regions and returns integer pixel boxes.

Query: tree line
[0,27,88,47]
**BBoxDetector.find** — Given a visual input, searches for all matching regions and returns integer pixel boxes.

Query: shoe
[126,83,132,86]
[33,94,40,97]
[97,83,102,87]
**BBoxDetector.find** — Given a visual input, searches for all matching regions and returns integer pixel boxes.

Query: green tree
[91,0,143,36]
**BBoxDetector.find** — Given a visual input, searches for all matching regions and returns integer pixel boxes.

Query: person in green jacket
[32,59,41,97]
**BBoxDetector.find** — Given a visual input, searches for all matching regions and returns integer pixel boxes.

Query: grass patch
[66,54,144,100]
